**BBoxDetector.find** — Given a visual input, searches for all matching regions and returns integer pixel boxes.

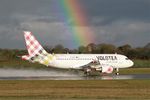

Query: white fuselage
[48,54,134,69]
[22,31,134,73]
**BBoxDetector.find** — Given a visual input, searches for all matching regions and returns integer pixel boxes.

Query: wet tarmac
[0,74,150,80]
[0,68,150,80]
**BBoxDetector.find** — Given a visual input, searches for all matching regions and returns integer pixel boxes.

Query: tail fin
[22,31,48,61]
[24,31,48,56]
[22,31,55,66]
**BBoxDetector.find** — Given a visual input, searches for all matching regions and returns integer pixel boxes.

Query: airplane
[21,31,134,75]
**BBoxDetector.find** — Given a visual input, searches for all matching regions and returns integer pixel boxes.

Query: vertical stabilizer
[22,31,55,66]
[23,31,48,57]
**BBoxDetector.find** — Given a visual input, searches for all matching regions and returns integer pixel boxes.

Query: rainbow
[59,0,95,47]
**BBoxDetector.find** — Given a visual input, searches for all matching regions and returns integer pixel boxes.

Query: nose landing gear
[115,68,119,75]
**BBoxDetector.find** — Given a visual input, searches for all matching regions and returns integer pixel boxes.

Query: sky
[0,0,150,49]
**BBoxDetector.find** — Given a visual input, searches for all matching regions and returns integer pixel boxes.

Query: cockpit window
[125,58,129,60]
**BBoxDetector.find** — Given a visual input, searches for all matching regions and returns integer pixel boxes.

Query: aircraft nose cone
[129,60,134,67]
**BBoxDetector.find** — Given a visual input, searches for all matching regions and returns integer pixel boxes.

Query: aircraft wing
[78,59,100,69]
[79,60,113,74]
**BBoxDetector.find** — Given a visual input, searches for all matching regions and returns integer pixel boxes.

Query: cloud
[93,19,150,47]
[0,0,149,49]
[81,0,150,23]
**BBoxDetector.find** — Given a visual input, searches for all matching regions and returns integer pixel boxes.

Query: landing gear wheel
[115,68,119,75]
[84,71,90,76]
[84,68,91,76]
[116,72,119,75]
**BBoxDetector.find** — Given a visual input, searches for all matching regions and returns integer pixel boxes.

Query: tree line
[0,43,150,60]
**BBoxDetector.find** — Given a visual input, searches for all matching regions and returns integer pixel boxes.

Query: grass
[0,59,46,69]
[0,59,149,69]
[0,59,150,75]
[119,68,150,74]
[0,59,149,68]
[133,60,150,68]
[0,80,149,100]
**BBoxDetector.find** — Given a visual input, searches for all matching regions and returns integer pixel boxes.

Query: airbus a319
[21,31,134,75]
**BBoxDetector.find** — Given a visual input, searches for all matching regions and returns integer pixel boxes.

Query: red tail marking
[24,31,43,56]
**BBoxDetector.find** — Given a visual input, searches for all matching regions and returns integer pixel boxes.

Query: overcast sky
[0,0,150,49]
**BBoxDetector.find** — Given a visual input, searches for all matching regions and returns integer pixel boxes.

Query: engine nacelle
[83,64,114,75]
[101,65,113,74]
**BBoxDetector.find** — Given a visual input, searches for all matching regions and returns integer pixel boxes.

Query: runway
[0,74,150,80]
[0,68,150,80]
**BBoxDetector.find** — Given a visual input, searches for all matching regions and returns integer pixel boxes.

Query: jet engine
[101,65,113,73]
[83,64,113,75]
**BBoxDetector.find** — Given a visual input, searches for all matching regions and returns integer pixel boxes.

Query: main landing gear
[84,68,91,76]
[115,68,119,75]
